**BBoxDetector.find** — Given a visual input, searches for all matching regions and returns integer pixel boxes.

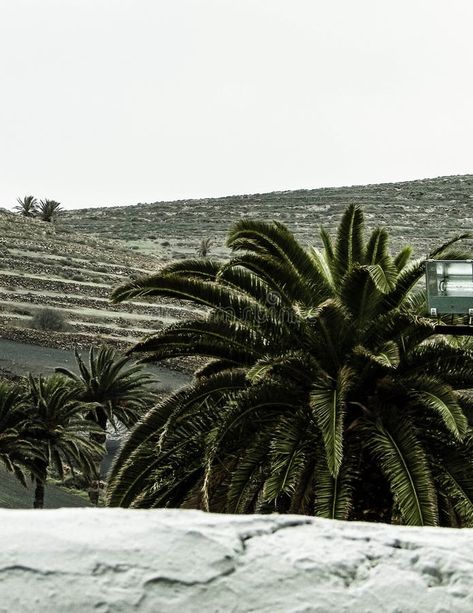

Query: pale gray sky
[1,0,472,210]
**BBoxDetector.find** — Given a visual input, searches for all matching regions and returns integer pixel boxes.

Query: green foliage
[26,374,103,479]
[31,308,68,332]
[13,196,63,222]
[0,374,104,507]
[0,381,38,485]
[106,205,473,526]
[197,238,213,257]
[38,199,63,222]
[55,345,155,431]
[14,195,38,217]
[0,344,157,508]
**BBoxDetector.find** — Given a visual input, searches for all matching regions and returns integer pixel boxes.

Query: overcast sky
[1,0,472,210]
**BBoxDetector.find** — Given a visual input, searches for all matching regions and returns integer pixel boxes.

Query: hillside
[0,211,201,357]
[64,174,473,258]
[2,175,473,365]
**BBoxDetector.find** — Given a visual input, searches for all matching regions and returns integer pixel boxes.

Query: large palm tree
[106,205,473,526]
[14,195,38,217]
[26,374,103,508]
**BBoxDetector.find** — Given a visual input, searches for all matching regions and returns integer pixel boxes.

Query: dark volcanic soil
[0,338,190,391]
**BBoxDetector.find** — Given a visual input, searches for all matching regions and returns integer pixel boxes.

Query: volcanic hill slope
[64,174,473,259]
[2,174,473,362]
[0,210,199,355]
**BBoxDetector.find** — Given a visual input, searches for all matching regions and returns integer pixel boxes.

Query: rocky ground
[0,210,202,362]
[64,174,473,260]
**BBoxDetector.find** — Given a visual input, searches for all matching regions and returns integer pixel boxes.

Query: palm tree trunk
[87,407,108,505]
[34,479,45,509]
[88,482,100,505]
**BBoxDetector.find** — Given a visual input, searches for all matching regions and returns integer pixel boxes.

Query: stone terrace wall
[1,509,472,611]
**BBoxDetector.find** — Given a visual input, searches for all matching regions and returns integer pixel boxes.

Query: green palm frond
[428,233,472,258]
[106,371,247,507]
[379,257,426,312]
[156,258,221,280]
[341,265,392,326]
[0,381,40,484]
[195,359,238,379]
[455,392,473,426]
[201,382,302,504]
[309,247,334,291]
[306,299,352,372]
[219,253,297,305]
[333,204,365,281]
[247,351,320,387]
[435,446,473,526]
[394,245,413,271]
[365,227,390,265]
[403,288,427,315]
[225,432,271,513]
[112,273,283,331]
[128,319,264,365]
[363,310,434,350]
[404,340,473,385]
[310,367,353,477]
[313,450,355,520]
[405,376,467,440]
[353,343,399,372]
[363,413,438,526]
[263,413,308,503]
[226,219,332,305]
[217,263,280,305]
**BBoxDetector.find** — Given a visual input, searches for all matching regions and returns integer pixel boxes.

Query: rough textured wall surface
[1,508,472,612]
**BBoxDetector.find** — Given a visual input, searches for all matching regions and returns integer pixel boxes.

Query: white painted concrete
[1,509,472,612]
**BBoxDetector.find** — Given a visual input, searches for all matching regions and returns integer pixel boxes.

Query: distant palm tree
[26,374,103,508]
[106,205,473,527]
[197,238,213,257]
[38,199,63,222]
[14,195,38,217]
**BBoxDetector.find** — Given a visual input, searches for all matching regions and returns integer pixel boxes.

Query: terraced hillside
[65,174,473,258]
[2,175,473,364]
[0,211,203,356]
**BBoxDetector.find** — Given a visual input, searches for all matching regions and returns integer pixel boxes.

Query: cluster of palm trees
[14,195,63,222]
[0,346,154,508]
[105,204,473,527]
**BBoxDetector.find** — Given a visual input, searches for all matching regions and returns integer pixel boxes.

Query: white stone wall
[1,508,472,612]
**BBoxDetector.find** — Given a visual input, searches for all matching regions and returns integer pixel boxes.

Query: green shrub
[31,308,69,332]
